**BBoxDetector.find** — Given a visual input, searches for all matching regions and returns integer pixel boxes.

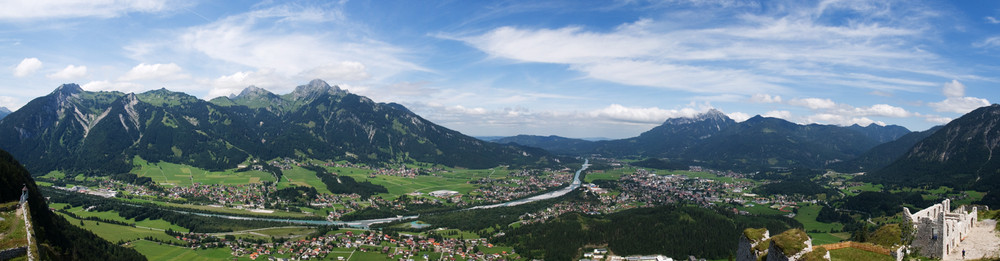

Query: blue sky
[1,0,997,139]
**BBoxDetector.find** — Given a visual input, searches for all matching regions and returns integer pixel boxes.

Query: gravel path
[943,219,999,260]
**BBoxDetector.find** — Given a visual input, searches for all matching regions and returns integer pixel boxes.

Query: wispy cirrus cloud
[132,4,426,97]
[450,1,946,95]
[119,63,189,81]
[46,65,87,79]
[0,0,184,20]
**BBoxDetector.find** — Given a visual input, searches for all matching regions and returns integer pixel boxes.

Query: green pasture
[737,204,787,216]
[808,232,850,245]
[795,204,844,233]
[332,170,479,199]
[59,213,183,244]
[840,182,883,196]
[0,205,28,250]
[133,157,274,187]
[277,166,332,194]
[584,167,635,182]
[655,170,755,183]
[57,204,189,232]
[430,228,479,239]
[249,227,316,239]
[132,240,239,261]
[829,247,893,261]
[123,198,314,219]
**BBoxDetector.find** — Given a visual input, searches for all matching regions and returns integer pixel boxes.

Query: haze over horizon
[1,0,997,139]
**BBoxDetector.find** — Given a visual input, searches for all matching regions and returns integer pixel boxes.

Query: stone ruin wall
[903,199,977,258]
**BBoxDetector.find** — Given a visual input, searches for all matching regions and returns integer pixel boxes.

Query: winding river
[175,159,590,228]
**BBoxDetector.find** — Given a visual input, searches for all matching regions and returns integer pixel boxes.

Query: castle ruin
[737,228,830,261]
[903,199,977,258]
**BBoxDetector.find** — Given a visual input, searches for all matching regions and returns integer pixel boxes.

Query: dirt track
[943,219,999,260]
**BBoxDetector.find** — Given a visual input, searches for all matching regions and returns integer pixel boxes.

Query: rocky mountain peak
[237,85,276,99]
[51,83,84,96]
[663,108,732,125]
[0,107,10,114]
[291,79,343,100]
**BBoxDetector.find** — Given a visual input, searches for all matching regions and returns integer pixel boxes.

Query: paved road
[943,219,1000,260]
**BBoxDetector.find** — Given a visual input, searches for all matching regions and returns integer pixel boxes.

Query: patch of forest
[493,205,801,261]
[44,187,292,233]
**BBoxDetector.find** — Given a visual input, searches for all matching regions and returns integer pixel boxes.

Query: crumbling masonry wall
[903,199,977,258]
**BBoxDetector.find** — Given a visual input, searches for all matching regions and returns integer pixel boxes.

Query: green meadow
[829,247,893,261]
[132,240,238,261]
[277,165,333,194]
[52,203,189,232]
[58,212,184,244]
[133,157,274,187]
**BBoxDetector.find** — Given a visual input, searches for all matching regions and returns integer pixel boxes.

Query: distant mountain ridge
[0,80,554,175]
[865,104,1000,190]
[493,135,597,155]
[0,106,10,120]
[493,109,910,170]
[832,126,941,173]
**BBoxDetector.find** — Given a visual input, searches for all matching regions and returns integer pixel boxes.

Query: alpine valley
[1,81,999,261]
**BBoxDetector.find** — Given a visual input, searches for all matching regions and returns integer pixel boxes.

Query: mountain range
[491,109,912,171]
[0,80,554,175]
[863,104,1000,190]
[0,107,10,120]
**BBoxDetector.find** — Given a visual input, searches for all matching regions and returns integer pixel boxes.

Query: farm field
[58,212,183,244]
[122,198,316,219]
[133,157,274,187]
[277,166,333,194]
[132,240,238,261]
[795,204,844,233]
[327,167,514,199]
[51,203,189,232]
[584,167,636,182]
[654,170,755,183]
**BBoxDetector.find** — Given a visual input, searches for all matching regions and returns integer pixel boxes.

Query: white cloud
[13,58,42,77]
[0,0,180,20]
[942,79,965,97]
[788,98,837,110]
[159,4,421,85]
[574,60,784,94]
[589,104,702,124]
[206,69,291,98]
[727,112,751,122]
[454,1,944,94]
[446,105,487,115]
[762,110,792,119]
[987,16,1000,24]
[46,65,87,79]
[853,104,911,118]
[929,80,990,113]
[119,63,189,81]
[974,36,1000,48]
[924,116,952,124]
[298,62,371,82]
[750,93,782,103]
[805,113,884,126]
[929,97,991,113]
[0,96,18,109]
[81,80,143,92]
